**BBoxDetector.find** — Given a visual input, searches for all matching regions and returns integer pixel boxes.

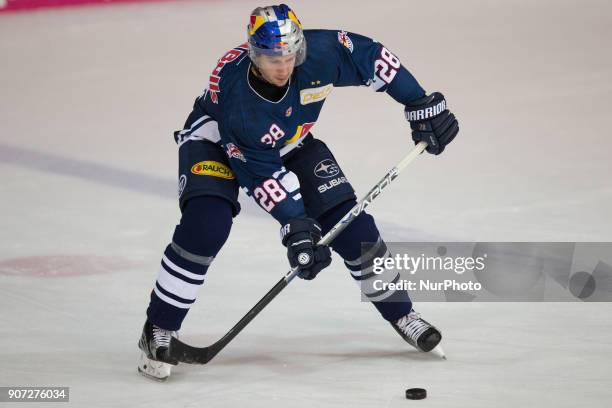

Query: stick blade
[169,337,213,364]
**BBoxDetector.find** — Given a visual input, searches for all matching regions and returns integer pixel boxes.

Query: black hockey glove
[280,218,332,280]
[404,92,459,155]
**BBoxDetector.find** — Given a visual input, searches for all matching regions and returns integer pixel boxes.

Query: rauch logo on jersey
[191,161,235,180]
[314,159,340,178]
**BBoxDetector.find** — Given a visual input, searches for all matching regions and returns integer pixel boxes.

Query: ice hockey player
[138,4,459,380]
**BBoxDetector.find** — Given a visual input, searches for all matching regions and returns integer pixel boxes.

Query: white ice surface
[1,0,611,407]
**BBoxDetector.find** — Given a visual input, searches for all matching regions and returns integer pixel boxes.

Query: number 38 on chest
[260,123,286,147]
[260,122,315,148]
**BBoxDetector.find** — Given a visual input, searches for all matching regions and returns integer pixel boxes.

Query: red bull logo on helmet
[249,15,266,36]
[247,4,307,66]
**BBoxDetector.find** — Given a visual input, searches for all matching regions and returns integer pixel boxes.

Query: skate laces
[396,311,429,341]
[152,326,174,348]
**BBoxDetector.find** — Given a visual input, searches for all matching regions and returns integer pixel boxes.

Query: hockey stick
[169,141,428,364]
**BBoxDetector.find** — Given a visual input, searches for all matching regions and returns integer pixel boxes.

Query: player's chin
[273,78,289,86]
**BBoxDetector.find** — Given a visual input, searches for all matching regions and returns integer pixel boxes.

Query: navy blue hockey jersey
[174,29,425,224]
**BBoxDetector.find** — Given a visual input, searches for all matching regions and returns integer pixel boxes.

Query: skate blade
[430,345,447,360]
[138,351,172,381]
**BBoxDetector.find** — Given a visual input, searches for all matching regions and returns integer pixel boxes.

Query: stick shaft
[285,141,427,283]
[171,141,427,364]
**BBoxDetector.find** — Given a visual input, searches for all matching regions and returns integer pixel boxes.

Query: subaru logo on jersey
[314,159,340,178]
[318,177,348,193]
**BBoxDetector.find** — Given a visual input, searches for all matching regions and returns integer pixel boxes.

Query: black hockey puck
[405,388,427,400]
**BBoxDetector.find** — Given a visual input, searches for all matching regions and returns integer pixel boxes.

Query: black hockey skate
[137,320,179,381]
[391,310,442,353]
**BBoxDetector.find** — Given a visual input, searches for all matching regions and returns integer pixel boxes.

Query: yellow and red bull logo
[249,15,266,36]
[287,10,302,28]
[284,122,315,145]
